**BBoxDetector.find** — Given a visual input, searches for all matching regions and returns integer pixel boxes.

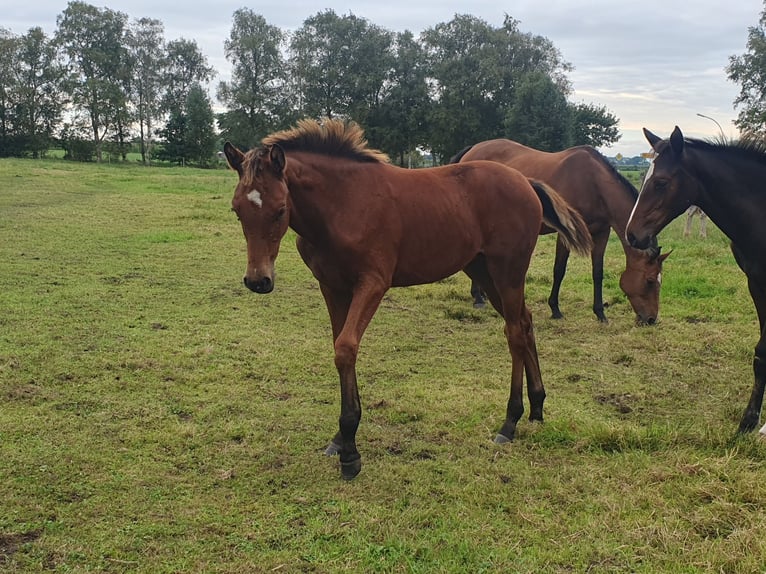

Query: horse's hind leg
[548,236,570,319]
[464,259,545,440]
[470,279,486,308]
[495,287,545,442]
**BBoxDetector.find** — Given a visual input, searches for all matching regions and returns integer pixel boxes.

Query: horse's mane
[262,118,389,163]
[682,136,766,165]
[575,145,639,200]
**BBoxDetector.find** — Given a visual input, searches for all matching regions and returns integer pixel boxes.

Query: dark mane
[262,118,389,163]
[683,136,766,165]
[576,145,638,200]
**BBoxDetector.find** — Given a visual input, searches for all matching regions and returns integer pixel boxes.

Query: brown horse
[627,126,766,434]
[452,139,670,324]
[224,119,592,479]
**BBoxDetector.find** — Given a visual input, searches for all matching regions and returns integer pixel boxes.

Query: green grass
[1,158,766,572]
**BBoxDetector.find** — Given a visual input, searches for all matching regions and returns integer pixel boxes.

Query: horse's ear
[658,248,672,264]
[223,142,244,176]
[269,144,286,175]
[669,126,684,156]
[643,128,663,152]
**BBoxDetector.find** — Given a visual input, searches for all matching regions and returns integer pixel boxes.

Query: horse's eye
[654,179,668,191]
[274,206,286,221]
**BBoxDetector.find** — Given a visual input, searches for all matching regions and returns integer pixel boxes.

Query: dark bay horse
[626,126,766,434]
[452,139,670,324]
[224,119,592,479]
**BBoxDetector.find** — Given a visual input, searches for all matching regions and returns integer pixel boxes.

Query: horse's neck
[597,168,638,243]
[283,153,354,241]
[692,149,766,252]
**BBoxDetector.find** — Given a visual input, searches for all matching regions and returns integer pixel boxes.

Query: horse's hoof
[340,457,362,480]
[473,301,485,309]
[324,441,342,456]
[494,433,513,444]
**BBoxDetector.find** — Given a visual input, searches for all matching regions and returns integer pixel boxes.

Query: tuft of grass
[2,158,766,572]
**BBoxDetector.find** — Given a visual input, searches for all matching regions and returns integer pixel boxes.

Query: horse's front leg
[320,279,387,480]
[738,276,766,432]
[590,232,609,323]
[732,250,766,433]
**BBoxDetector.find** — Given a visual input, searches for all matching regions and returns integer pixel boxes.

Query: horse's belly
[391,236,478,286]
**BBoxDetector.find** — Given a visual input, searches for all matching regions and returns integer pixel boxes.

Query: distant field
[1,157,765,573]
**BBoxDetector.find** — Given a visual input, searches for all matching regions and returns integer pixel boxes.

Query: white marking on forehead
[626,161,655,241]
[247,189,263,208]
[640,161,655,194]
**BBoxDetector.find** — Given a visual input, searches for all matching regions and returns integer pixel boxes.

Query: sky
[6,0,765,157]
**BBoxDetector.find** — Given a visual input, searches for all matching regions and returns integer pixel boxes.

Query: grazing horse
[626,126,766,434]
[451,140,669,324]
[224,119,592,479]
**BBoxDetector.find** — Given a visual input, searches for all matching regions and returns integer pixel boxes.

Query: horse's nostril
[257,277,273,293]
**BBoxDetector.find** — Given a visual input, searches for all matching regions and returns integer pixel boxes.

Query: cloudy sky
[7,0,764,156]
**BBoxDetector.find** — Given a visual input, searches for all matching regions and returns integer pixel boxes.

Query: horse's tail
[530,179,593,256]
[449,145,474,164]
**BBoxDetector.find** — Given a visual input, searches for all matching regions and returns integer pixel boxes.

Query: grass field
[1,158,766,573]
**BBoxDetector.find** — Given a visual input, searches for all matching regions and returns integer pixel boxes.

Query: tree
[421,14,502,162]
[157,83,215,167]
[183,83,216,166]
[504,72,572,151]
[727,4,766,139]
[55,1,131,162]
[216,9,287,149]
[128,17,166,164]
[162,38,215,114]
[12,27,67,157]
[373,30,431,165]
[289,10,393,122]
[0,29,20,154]
[570,102,619,148]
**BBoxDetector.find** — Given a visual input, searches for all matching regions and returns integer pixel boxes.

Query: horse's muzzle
[243,275,274,294]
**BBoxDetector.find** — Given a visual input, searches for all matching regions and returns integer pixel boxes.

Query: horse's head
[619,245,671,325]
[224,142,290,294]
[626,126,700,250]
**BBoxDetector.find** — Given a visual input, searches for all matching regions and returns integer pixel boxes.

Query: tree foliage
[0,27,66,157]
[289,10,393,123]
[727,4,766,140]
[5,5,625,165]
[55,1,130,161]
[128,17,166,164]
[216,8,287,149]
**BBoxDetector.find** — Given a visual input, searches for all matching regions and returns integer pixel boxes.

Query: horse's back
[458,140,615,233]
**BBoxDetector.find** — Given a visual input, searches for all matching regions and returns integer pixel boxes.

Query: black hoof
[550,312,564,320]
[494,433,513,444]
[340,457,362,480]
[738,420,759,434]
[324,440,342,456]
